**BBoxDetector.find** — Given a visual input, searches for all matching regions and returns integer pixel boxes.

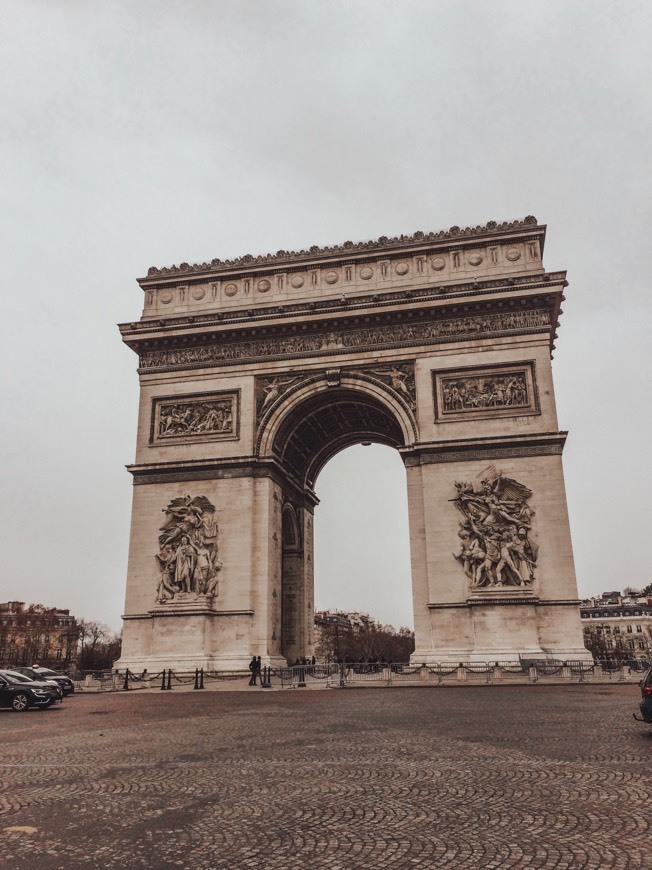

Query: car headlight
[32,689,47,695]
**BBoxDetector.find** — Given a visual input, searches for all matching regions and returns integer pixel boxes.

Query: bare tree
[77,620,116,670]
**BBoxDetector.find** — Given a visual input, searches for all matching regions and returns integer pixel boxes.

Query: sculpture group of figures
[141,309,551,370]
[158,400,233,438]
[442,373,527,413]
[155,495,221,603]
[256,363,416,421]
[452,467,538,589]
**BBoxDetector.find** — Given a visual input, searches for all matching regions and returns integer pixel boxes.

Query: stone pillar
[404,440,591,665]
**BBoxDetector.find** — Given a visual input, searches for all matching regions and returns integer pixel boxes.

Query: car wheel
[12,693,30,712]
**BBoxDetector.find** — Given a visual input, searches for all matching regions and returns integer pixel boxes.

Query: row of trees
[315,621,415,663]
[0,605,121,673]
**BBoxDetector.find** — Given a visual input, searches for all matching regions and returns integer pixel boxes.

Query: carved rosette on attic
[155,495,221,604]
[452,466,538,590]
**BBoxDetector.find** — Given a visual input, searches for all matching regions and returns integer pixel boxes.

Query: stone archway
[261,376,415,663]
[116,218,592,671]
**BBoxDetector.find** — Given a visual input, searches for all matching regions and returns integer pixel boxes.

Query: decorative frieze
[433,362,539,423]
[140,308,551,372]
[150,391,239,445]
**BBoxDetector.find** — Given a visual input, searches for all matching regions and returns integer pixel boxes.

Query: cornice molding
[401,431,567,466]
[127,455,318,506]
[427,598,579,610]
[140,217,542,283]
[122,610,255,620]
[121,270,565,338]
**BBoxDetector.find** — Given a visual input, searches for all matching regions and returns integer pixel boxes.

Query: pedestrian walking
[248,655,258,686]
[248,655,262,686]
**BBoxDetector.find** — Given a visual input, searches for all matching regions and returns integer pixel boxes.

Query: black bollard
[123,669,130,691]
[193,668,199,690]
[160,669,167,690]
[199,668,204,690]
[166,669,172,691]
[262,666,272,689]
[297,665,306,688]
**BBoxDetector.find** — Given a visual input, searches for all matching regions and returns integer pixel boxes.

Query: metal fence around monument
[272,659,650,688]
[73,656,651,692]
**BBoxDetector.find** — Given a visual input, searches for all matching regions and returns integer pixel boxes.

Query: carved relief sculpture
[255,362,417,424]
[155,495,222,603]
[451,466,538,590]
[141,309,551,371]
[433,363,539,423]
[255,375,304,421]
[150,392,239,445]
[367,363,416,409]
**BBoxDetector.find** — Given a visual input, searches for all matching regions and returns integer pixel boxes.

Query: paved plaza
[1,684,649,869]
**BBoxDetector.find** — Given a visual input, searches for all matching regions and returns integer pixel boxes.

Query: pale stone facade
[0,602,79,669]
[581,592,652,661]
[116,217,591,671]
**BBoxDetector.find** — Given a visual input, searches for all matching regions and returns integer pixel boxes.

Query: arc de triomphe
[115,217,590,671]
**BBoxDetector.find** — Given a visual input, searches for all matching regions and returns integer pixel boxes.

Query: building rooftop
[142,216,541,280]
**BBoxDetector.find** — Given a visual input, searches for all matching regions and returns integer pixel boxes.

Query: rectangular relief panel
[150,390,240,445]
[432,362,539,423]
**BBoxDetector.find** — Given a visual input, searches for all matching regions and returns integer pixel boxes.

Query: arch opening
[271,386,413,664]
[313,444,414,647]
[271,387,407,490]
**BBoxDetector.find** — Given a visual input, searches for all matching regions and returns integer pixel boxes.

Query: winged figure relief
[368,365,416,409]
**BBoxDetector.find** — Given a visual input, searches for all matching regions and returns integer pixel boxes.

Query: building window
[627,625,633,633]
[637,625,642,632]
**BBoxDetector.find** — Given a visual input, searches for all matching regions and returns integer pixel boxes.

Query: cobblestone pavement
[1,685,649,869]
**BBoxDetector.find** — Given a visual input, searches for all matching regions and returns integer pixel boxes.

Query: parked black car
[633,666,652,724]
[15,666,75,696]
[0,672,60,711]
[0,669,64,701]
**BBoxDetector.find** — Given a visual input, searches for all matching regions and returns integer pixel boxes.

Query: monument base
[115,609,287,674]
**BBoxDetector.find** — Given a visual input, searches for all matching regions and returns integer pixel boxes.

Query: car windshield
[34,668,59,676]
[0,672,28,684]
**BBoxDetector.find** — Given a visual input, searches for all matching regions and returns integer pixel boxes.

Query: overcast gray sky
[2,1,651,632]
